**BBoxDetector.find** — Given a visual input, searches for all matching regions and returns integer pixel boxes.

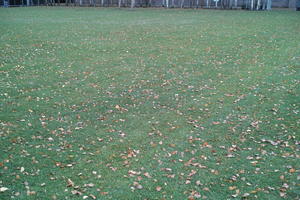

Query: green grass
[0,7,299,199]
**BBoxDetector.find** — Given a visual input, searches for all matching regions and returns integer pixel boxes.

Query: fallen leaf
[156,186,162,191]
[71,190,82,195]
[196,180,202,186]
[289,168,296,173]
[242,193,250,197]
[0,187,8,192]
[229,186,237,190]
[143,172,152,178]
[67,179,75,187]
[84,183,95,188]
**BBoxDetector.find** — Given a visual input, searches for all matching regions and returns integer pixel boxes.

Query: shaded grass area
[0,7,299,199]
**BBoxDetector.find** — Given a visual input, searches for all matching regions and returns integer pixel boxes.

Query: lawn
[0,7,299,199]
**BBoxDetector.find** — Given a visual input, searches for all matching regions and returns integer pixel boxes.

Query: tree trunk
[263,0,267,9]
[101,0,104,6]
[181,0,184,8]
[166,0,169,7]
[118,0,121,7]
[256,0,261,9]
[266,0,271,10]
[250,0,254,10]
[131,0,135,8]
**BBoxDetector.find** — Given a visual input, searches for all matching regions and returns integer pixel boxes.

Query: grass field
[0,7,299,199]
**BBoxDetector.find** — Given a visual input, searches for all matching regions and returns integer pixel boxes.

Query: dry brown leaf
[289,168,296,173]
[67,179,75,187]
[229,186,237,190]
